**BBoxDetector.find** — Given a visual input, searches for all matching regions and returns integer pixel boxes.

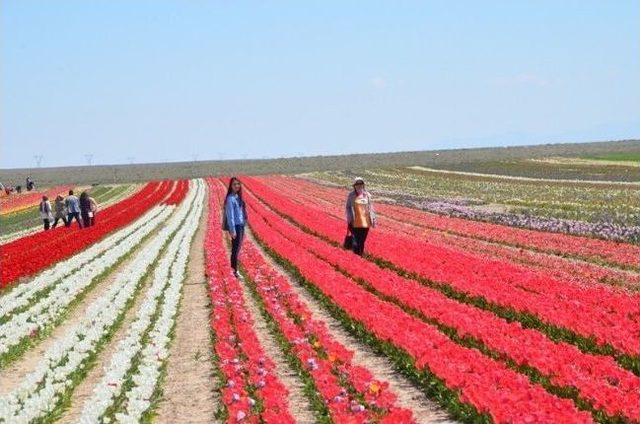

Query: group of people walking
[39,190,98,231]
[223,176,376,278]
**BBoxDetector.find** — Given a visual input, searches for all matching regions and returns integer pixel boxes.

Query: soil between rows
[155,188,220,424]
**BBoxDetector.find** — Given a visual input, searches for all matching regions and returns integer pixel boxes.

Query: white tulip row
[0,204,169,318]
[0,206,174,357]
[77,179,204,423]
[0,180,200,424]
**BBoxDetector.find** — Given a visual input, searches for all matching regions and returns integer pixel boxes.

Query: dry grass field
[2,139,639,186]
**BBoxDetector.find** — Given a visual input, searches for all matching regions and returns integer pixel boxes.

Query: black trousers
[43,219,51,231]
[81,211,91,228]
[66,212,83,228]
[230,225,245,271]
[52,215,68,228]
[352,227,369,256]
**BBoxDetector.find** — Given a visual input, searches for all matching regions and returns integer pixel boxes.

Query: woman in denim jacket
[224,177,247,277]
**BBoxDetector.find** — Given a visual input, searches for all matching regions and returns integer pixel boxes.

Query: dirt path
[247,230,456,424]
[0,231,160,396]
[154,193,220,424]
[237,275,316,423]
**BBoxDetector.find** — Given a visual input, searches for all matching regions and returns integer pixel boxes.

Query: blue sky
[2,1,639,168]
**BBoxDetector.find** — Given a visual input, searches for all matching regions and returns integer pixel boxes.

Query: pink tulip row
[269,175,640,269]
[245,176,640,356]
[238,225,416,422]
[266,176,640,292]
[205,181,294,424]
[243,182,593,423]
[246,191,640,421]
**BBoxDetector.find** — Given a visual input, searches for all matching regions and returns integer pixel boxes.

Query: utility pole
[33,155,44,168]
[126,156,135,165]
[84,154,93,166]
[190,154,199,177]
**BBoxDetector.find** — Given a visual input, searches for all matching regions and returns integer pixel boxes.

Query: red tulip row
[0,185,74,215]
[244,176,640,356]
[164,179,189,205]
[245,190,640,421]
[269,175,640,269]
[0,180,173,286]
[242,183,593,423]
[265,176,640,292]
[205,182,294,424]
[235,223,415,421]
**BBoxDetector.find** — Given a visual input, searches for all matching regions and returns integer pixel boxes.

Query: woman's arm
[368,192,376,227]
[225,197,237,235]
[345,193,353,225]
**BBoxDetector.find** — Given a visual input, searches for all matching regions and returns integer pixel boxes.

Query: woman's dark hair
[80,191,88,200]
[224,177,247,221]
[225,177,243,202]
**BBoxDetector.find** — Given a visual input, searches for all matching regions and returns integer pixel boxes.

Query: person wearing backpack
[345,177,376,255]
[223,177,247,277]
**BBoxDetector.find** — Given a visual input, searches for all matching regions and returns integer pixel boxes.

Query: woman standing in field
[224,177,247,277]
[345,177,376,256]
[39,195,54,231]
[52,195,68,228]
[79,191,92,229]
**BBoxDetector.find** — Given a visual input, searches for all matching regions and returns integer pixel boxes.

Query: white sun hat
[352,177,365,186]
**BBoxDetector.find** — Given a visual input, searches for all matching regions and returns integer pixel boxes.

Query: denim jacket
[225,194,246,235]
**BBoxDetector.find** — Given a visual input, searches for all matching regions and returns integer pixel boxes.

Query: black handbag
[343,234,354,250]
[343,225,354,250]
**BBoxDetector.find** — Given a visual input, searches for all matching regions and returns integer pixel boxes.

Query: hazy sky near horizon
[2,1,639,168]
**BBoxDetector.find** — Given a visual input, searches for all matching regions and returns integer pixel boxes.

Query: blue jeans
[230,225,245,271]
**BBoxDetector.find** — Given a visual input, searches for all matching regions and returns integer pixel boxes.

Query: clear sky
[2,1,639,168]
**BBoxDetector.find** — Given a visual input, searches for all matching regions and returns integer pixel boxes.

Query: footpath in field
[155,186,220,424]
[240,175,640,423]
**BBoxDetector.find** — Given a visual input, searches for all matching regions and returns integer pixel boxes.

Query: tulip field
[0,172,639,423]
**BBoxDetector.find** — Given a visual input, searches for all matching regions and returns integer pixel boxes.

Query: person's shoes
[233,270,240,278]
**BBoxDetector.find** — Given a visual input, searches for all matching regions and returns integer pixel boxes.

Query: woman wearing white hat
[345,177,376,255]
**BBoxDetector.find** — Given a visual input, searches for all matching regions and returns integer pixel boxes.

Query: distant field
[309,165,640,229]
[584,152,640,161]
[1,139,639,186]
